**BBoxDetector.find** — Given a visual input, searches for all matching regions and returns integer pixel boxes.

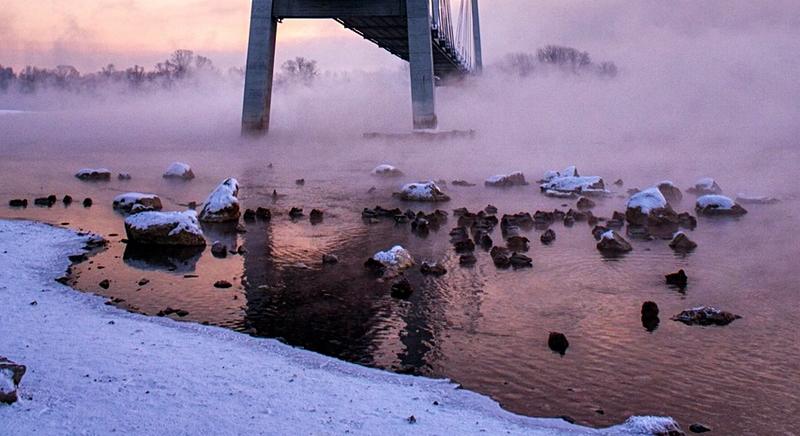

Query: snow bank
[627,188,668,214]
[0,219,681,436]
[162,162,195,180]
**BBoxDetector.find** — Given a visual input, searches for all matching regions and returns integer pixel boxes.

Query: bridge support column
[406,0,437,130]
[471,0,483,72]
[242,0,277,135]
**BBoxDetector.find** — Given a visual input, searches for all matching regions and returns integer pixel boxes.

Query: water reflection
[123,243,204,273]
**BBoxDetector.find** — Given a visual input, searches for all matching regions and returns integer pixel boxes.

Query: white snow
[373,245,414,270]
[486,175,506,183]
[600,230,616,241]
[125,210,204,236]
[541,166,578,183]
[112,193,160,210]
[541,176,606,194]
[696,194,735,210]
[202,178,240,214]
[626,187,668,214]
[399,181,443,201]
[695,177,716,189]
[0,368,15,394]
[163,162,193,177]
[0,219,679,435]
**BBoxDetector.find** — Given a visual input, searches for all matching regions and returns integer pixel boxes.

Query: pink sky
[2,1,800,72]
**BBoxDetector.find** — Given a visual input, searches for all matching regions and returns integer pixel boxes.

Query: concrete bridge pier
[241,0,277,134]
[406,0,438,130]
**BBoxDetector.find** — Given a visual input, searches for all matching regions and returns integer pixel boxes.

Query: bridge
[242,0,483,134]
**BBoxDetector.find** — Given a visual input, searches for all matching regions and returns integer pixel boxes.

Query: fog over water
[2,1,800,434]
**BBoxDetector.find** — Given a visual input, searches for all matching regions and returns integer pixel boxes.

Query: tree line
[499,45,618,78]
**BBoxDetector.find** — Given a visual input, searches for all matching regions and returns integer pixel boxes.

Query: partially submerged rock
[163,162,195,180]
[211,241,227,258]
[540,166,607,197]
[451,180,476,187]
[124,210,206,246]
[695,195,747,216]
[395,181,450,202]
[484,171,528,187]
[199,178,241,223]
[420,261,447,276]
[371,164,404,177]
[576,196,596,210]
[626,187,678,227]
[548,332,569,355]
[113,193,163,213]
[669,232,698,252]
[665,269,688,288]
[390,278,414,299]
[8,199,27,208]
[368,245,414,275]
[540,229,556,245]
[596,230,633,253]
[0,356,27,404]
[671,306,741,326]
[75,168,111,181]
[656,181,683,204]
[641,301,660,332]
[687,177,722,195]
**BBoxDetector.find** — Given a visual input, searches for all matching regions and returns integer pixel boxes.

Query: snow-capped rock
[395,181,450,202]
[484,171,528,187]
[539,166,578,183]
[371,164,403,177]
[671,306,741,326]
[0,356,26,404]
[656,180,683,203]
[162,162,195,180]
[124,210,206,246]
[372,245,414,270]
[687,177,722,195]
[112,193,163,213]
[199,178,241,223]
[596,230,633,253]
[540,167,607,196]
[695,195,747,216]
[75,168,111,181]
[669,231,698,251]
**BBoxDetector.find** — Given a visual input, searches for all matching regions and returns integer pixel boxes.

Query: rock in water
[98,279,110,289]
[695,195,747,217]
[118,173,132,180]
[641,301,660,331]
[509,252,532,268]
[255,207,271,220]
[163,162,195,180]
[211,241,228,258]
[124,210,206,246]
[75,168,111,181]
[62,195,73,205]
[687,177,722,195]
[199,178,241,223]
[626,187,679,227]
[371,164,404,177]
[322,254,339,265]
[689,423,712,433]
[390,278,414,299]
[420,261,447,276]
[459,253,477,266]
[369,246,414,275]
[214,280,233,289]
[243,209,256,221]
[539,166,607,197]
[657,181,683,204]
[735,193,779,205]
[289,207,304,219]
[665,269,688,288]
[671,306,741,326]
[576,196,596,210]
[540,229,556,245]
[82,198,93,207]
[548,332,569,355]
[596,230,633,253]
[8,199,27,207]
[484,171,528,187]
[309,209,324,223]
[112,193,163,213]
[395,181,450,202]
[669,232,698,252]
[0,356,27,404]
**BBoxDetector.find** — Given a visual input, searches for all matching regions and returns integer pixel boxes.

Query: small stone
[613,179,624,186]
[596,230,633,253]
[83,198,93,207]
[322,254,339,265]
[237,246,247,255]
[243,209,256,221]
[137,278,150,286]
[8,199,28,208]
[62,195,73,205]
[98,279,110,289]
[548,332,569,355]
[420,261,447,275]
[689,423,712,433]
[214,280,233,289]
[118,173,132,180]
[484,204,498,214]
[576,197,596,210]
[295,178,305,186]
[451,180,476,187]
[0,356,27,404]
[459,253,477,266]
[391,278,413,299]
[407,415,417,424]
[540,229,556,245]
[641,301,659,318]
[175,309,189,317]
[665,269,688,288]
[509,252,532,268]
[289,207,304,218]
[255,207,272,220]
[309,209,324,223]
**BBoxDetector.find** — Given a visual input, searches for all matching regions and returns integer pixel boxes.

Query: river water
[1,109,798,434]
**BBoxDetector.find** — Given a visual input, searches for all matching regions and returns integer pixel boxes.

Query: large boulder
[371,164,404,177]
[395,181,450,202]
[695,195,747,216]
[112,193,163,213]
[656,181,683,204]
[162,162,195,180]
[0,356,26,404]
[75,168,111,181]
[626,187,679,227]
[124,210,206,246]
[687,177,722,195]
[485,171,528,187]
[596,230,633,253]
[671,306,741,326]
[199,178,241,222]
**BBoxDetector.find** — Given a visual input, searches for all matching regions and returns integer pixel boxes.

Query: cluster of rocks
[9,195,93,208]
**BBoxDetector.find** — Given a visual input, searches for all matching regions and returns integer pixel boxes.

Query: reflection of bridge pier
[242,0,482,134]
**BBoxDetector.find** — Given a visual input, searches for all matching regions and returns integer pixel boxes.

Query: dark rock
[420,261,447,276]
[695,197,748,217]
[289,207,304,218]
[672,306,741,326]
[613,179,624,186]
[563,216,575,227]
[665,269,688,288]
[295,178,305,186]
[309,209,324,223]
[453,238,475,253]
[211,241,228,258]
[255,207,271,220]
[8,199,28,208]
[34,196,56,207]
[678,212,697,229]
[0,356,27,404]
[138,278,150,286]
[477,232,493,249]
[83,198,93,207]
[506,235,529,252]
[484,204,498,214]
[592,225,610,241]
[490,246,511,268]
[459,253,477,266]
[509,252,532,268]
[642,301,660,318]
[669,232,698,252]
[548,332,569,355]
[364,258,387,275]
[322,254,339,265]
[243,209,256,221]
[214,280,233,289]
[689,423,712,433]
[540,229,556,245]
[75,168,111,181]
[118,173,132,180]
[237,246,246,255]
[451,180,476,187]
[62,195,73,205]
[485,172,527,187]
[175,309,189,317]
[657,182,683,204]
[390,278,413,299]
[99,279,110,289]
[411,217,430,235]
[576,197,596,210]
[596,231,633,253]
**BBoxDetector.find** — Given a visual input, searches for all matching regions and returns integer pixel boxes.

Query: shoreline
[0,219,680,435]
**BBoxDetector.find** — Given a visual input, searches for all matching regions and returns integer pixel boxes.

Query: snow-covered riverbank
[0,219,680,435]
